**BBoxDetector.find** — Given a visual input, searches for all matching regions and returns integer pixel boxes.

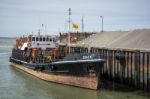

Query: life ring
[27,43,31,47]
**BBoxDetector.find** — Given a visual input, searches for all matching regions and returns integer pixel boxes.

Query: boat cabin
[27,35,57,50]
[16,34,57,51]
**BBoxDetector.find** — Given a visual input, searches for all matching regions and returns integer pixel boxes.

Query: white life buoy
[27,43,31,47]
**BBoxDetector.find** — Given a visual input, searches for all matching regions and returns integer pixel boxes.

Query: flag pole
[82,16,84,33]
[68,8,71,55]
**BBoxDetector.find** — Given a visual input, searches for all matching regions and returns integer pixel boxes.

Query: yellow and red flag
[72,23,78,29]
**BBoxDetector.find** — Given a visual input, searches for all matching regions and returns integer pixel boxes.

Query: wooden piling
[114,50,117,82]
[116,51,119,82]
[118,51,121,83]
[67,46,150,91]
[126,51,129,84]
[131,52,133,86]
[139,52,141,89]
[109,50,113,80]
[147,52,150,91]
[112,50,115,80]
[105,49,108,78]
[142,53,145,90]
[128,51,132,85]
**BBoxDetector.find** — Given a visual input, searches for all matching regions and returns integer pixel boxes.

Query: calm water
[0,38,149,99]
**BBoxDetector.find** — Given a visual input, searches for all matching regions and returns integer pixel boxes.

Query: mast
[82,16,84,33]
[68,8,71,54]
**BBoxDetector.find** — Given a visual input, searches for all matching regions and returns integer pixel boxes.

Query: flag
[72,23,78,29]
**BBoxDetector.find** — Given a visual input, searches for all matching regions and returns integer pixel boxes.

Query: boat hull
[10,63,100,90]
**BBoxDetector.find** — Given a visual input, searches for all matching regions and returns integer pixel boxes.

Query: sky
[0,0,150,37]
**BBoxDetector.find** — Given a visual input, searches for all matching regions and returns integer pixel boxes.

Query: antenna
[45,25,46,35]
[38,29,40,35]
[42,24,46,35]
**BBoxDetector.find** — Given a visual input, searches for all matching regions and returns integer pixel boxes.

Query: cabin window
[46,37,49,41]
[32,37,35,41]
[43,37,45,42]
[36,37,38,41]
[40,37,42,41]
[53,38,56,42]
[50,38,52,41]
[24,47,28,51]
[28,36,31,42]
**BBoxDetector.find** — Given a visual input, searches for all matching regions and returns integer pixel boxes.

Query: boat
[9,32,105,90]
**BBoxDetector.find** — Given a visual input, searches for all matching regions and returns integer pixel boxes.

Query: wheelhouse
[27,35,57,50]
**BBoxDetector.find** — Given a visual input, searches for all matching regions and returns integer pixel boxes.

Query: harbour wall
[58,45,150,92]
[58,29,150,91]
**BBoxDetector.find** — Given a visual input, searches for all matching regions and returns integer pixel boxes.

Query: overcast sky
[0,0,150,37]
